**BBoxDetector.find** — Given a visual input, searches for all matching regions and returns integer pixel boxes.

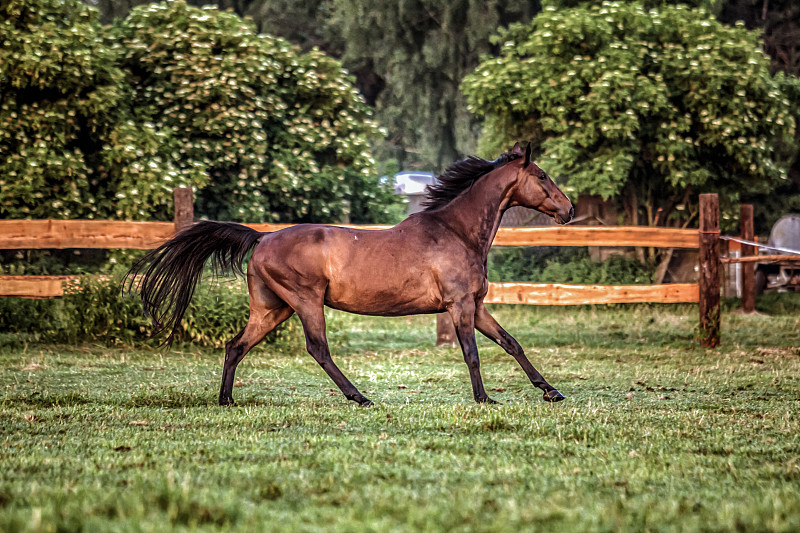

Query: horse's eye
[538,173,546,180]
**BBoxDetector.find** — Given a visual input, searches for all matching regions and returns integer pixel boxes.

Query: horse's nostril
[569,206,575,220]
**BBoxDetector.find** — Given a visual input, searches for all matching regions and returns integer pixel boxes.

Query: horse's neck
[435,166,517,260]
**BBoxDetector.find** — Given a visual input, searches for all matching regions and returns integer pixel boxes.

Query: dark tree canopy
[325,0,541,171]
[720,0,800,76]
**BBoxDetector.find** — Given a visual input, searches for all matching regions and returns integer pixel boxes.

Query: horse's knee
[462,349,481,370]
[305,335,328,356]
[225,340,245,364]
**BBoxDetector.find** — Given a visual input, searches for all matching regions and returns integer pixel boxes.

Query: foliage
[177,278,305,347]
[80,0,800,192]
[325,0,541,171]
[462,1,798,230]
[546,0,723,9]
[238,0,329,51]
[720,0,800,77]
[1,306,800,531]
[57,274,156,344]
[717,0,800,231]
[88,0,332,54]
[110,1,395,223]
[488,246,654,284]
[1,0,395,224]
[0,271,304,347]
[0,0,184,220]
[0,249,110,276]
[96,0,541,172]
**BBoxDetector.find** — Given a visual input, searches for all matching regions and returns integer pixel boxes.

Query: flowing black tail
[124,221,262,345]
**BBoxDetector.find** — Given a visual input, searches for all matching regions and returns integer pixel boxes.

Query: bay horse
[125,142,574,406]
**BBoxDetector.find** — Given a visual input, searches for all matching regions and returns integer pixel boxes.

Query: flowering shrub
[1,0,396,223]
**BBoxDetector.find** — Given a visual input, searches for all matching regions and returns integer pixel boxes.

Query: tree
[81,0,542,172]
[110,1,394,223]
[720,0,800,76]
[2,0,394,224]
[0,0,185,221]
[326,0,541,171]
[718,0,800,228]
[462,1,798,230]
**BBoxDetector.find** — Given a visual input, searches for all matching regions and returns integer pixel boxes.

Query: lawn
[1,301,799,532]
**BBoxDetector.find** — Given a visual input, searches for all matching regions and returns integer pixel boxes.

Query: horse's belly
[324,279,443,316]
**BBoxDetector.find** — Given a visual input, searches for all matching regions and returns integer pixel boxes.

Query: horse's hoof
[219,397,236,407]
[478,397,500,405]
[358,398,375,407]
[543,390,565,402]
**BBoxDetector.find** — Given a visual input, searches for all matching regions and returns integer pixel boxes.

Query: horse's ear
[524,142,532,167]
[511,142,523,157]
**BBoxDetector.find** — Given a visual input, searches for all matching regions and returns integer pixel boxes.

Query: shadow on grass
[5,387,296,410]
[4,390,215,410]
[752,292,800,315]
[5,392,90,408]
[125,387,217,409]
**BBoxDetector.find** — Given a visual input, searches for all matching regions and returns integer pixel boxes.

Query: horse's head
[508,142,574,225]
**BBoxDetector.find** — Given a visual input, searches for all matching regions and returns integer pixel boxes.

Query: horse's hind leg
[219,276,294,406]
[474,303,564,402]
[295,305,373,406]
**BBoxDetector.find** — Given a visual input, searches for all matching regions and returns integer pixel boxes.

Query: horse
[124,142,574,406]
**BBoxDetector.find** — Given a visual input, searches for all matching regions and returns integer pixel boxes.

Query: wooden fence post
[174,187,194,233]
[740,204,756,313]
[436,313,457,347]
[699,193,720,348]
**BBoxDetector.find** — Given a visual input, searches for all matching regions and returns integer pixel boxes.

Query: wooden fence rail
[0,220,175,249]
[0,188,721,346]
[0,220,699,250]
[0,275,83,299]
[485,282,699,306]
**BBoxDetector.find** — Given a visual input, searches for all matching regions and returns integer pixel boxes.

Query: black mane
[422,151,521,211]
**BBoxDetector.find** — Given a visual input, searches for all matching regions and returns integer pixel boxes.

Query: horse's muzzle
[555,206,574,225]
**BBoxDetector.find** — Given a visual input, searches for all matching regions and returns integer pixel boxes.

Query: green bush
[488,247,655,284]
[0,271,306,348]
[0,0,180,221]
[177,278,305,348]
[0,299,62,340]
[110,0,397,224]
[58,274,155,345]
[1,0,398,224]
[0,249,112,276]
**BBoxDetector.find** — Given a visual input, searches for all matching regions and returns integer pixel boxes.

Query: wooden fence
[0,189,722,346]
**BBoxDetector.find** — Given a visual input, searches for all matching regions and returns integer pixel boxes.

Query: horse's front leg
[448,299,496,404]
[474,302,564,402]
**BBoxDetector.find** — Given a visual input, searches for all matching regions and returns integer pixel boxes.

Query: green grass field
[1,302,799,532]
